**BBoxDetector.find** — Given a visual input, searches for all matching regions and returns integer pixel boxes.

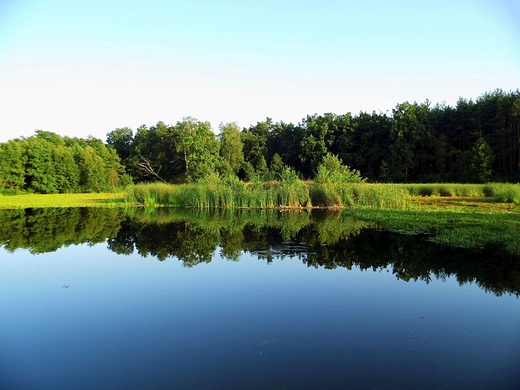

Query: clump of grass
[352,184,409,209]
[276,168,311,208]
[125,170,311,209]
[310,154,364,208]
[494,185,520,204]
[125,182,175,206]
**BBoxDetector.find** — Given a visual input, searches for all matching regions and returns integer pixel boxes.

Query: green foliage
[269,153,285,179]
[466,137,495,183]
[174,117,221,182]
[277,168,311,208]
[0,140,25,190]
[311,153,367,207]
[0,131,127,194]
[219,122,244,174]
[401,183,518,198]
[24,136,59,193]
[106,127,133,162]
[5,88,520,193]
[256,155,268,178]
[350,207,520,255]
[315,153,365,184]
[125,171,311,209]
[241,119,270,174]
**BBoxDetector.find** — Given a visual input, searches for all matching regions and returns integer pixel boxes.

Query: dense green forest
[107,89,520,184]
[1,89,519,194]
[0,131,130,193]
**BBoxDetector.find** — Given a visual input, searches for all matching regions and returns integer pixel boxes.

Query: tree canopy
[0,131,128,194]
[2,88,519,195]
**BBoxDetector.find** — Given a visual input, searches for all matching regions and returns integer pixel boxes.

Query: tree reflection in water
[0,207,518,296]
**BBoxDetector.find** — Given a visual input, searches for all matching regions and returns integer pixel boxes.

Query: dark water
[0,208,519,389]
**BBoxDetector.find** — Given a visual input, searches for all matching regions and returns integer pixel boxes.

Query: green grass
[125,181,520,210]
[399,182,520,199]
[0,192,125,208]
[349,199,520,254]
[124,176,311,209]
[2,182,519,211]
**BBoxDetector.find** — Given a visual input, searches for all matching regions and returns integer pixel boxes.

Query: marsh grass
[125,170,311,209]
[310,182,409,209]
[493,185,520,204]
[401,183,520,198]
[5,181,516,211]
[125,181,520,210]
[350,203,520,254]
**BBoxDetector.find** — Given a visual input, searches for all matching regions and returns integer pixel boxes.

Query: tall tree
[465,137,495,183]
[219,122,244,175]
[300,114,336,177]
[173,117,220,182]
[241,119,270,174]
[23,136,58,193]
[388,101,433,181]
[0,140,25,191]
[106,127,134,171]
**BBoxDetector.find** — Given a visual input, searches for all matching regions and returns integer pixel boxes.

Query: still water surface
[0,208,519,389]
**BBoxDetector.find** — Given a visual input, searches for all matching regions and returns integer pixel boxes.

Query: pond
[0,208,519,389]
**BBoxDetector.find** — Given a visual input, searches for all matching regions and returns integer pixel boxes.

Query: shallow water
[0,208,519,389]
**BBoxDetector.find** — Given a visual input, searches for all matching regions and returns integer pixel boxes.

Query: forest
[1,88,519,194]
[0,131,131,194]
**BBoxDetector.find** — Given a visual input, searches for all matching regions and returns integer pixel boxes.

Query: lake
[0,208,519,389]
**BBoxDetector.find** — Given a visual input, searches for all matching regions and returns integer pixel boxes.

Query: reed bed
[125,180,520,210]
[125,172,311,209]
[398,182,520,199]
[310,182,409,209]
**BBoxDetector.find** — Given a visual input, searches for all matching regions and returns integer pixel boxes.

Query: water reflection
[0,207,519,297]
[1,207,519,390]
[0,208,124,253]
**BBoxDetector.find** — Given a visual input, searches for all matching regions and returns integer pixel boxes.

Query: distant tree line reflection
[1,208,518,296]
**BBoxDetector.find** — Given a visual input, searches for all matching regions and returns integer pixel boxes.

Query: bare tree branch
[138,154,167,182]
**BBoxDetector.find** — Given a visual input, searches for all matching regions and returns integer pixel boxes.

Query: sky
[0,0,519,143]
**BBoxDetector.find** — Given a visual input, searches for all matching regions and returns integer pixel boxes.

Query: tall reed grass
[310,183,409,209]
[400,183,520,198]
[125,170,311,209]
[125,179,520,210]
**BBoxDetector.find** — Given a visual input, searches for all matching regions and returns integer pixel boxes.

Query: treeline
[0,131,129,194]
[108,89,520,184]
[2,89,519,194]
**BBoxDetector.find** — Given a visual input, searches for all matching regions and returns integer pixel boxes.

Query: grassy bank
[0,192,125,209]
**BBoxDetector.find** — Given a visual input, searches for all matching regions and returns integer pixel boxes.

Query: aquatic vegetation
[124,171,311,209]
[349,207,520,255]
[124,180,520,211]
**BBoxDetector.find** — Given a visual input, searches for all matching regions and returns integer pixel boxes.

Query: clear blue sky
[0,0,519,142]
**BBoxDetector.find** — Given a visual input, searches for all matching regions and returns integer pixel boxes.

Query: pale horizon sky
[0,0,519,143]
